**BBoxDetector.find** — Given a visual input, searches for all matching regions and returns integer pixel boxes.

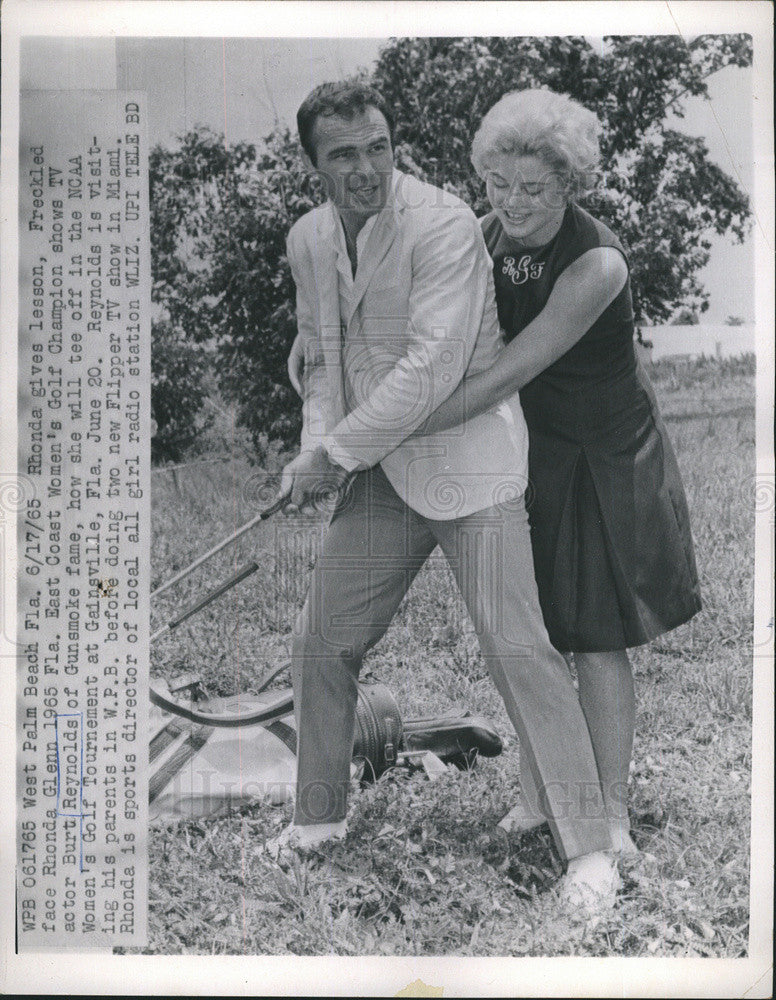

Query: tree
[372,35,752,324]
[150,320,214,463]
[203,128,326,454]
[150,35,753,457]
[149,131,237,459]
[149,127,325,458]
[670,307,700,326]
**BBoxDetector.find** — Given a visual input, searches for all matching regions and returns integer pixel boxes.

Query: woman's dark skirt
[520,362,702,653]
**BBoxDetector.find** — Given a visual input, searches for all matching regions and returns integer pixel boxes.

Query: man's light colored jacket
[286,169,529,520]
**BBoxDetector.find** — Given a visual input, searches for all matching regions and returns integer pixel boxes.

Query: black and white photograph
[2,1,773,996]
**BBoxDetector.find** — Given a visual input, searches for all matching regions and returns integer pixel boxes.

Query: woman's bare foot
[609,825,638,857]
[264,820,346,858]
[558,850,621,910]
[497,799,549,834]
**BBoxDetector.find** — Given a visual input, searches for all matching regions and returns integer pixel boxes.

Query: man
[276,80,618,906]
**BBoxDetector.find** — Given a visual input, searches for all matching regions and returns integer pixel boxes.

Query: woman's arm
[287,330,305,396]
[416,246,629,436]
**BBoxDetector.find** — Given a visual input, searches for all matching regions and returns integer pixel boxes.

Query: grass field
[144,356,755,956]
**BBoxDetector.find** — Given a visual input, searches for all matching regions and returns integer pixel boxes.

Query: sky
[21,35,755,322]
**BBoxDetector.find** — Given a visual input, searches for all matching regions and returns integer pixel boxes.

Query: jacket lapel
[306,172,404,416]
[345,209,398,328]
[311,207,346,419]
[344,171,402,328]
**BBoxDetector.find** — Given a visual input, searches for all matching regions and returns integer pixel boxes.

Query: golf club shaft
[151,495,288,598]
[150,560,259,643]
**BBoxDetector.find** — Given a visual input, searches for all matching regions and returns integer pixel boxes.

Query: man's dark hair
[297,79,395,164]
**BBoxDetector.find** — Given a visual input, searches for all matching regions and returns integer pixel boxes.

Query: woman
[289,88,701,858]
[427,88,701,852]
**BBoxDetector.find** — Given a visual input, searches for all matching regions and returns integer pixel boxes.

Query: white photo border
[1,2,773,996]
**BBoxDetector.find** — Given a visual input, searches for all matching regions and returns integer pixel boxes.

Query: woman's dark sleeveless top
[481,203,701,652]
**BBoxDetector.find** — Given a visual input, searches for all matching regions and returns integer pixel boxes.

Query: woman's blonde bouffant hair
[471,89,602,195]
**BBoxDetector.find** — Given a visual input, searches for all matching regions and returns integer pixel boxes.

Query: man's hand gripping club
[278,445,351,513]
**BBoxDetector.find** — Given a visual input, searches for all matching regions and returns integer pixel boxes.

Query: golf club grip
[166,561,259,633]
[259,495,289,519]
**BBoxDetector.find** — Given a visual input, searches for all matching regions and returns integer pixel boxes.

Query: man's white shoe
[558,850,621,911]
[263,820,346,859]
